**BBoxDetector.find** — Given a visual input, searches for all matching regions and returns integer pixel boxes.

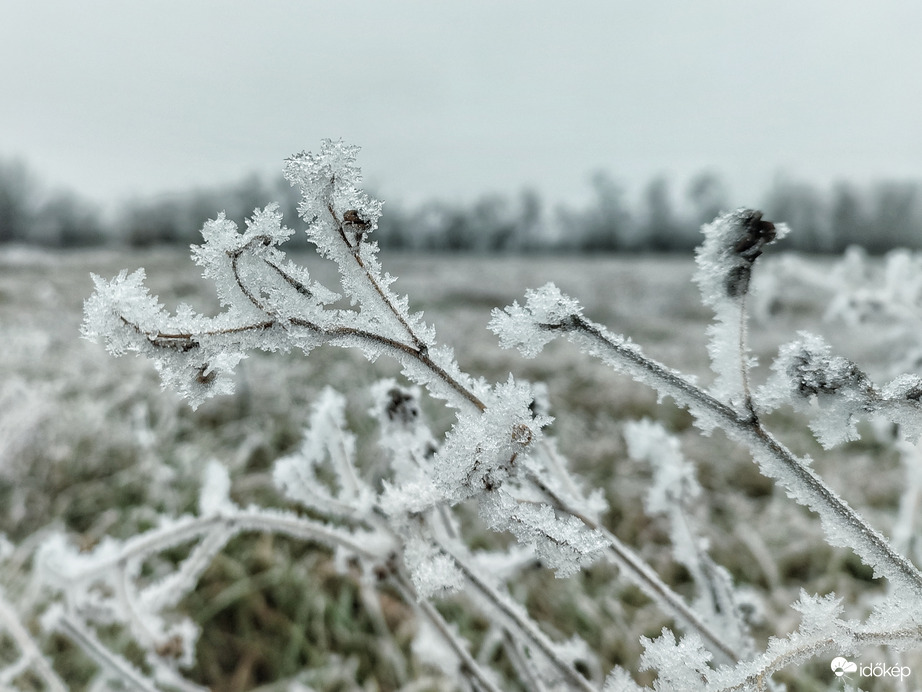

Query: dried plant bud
[788,350,869,397]
[343,209,371,231]
[155,635,185,659]
[697,208,788,307]
[511,422,534,447]
[724,210,777,297]
[195,364,217,386]
[733,210,777,261]
[385,386,420,425]
[904,383,922,402]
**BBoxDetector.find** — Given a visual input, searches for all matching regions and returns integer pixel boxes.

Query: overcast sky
[3,2,922,212]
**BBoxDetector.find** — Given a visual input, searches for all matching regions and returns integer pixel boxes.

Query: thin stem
[326,193,427,350]
[438,541,597,692]
[555,315,922,596]
[263,257,315,297]
[0,590,68,692]
[390,576,503,692]
[141,525,236,611]
[231,249,267,310]
[54,613,160,692]
[526,467,738,665]
[120,315,275,352]
[292,318,486,412]
[503,631,550,692]
[65,510,391,582]
[219,247,487,412]
[119,311,486,413]
[738,294,757,420]
[716,623,922,691]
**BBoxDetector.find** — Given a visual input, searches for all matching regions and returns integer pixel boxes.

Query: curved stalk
[551,315,922,597]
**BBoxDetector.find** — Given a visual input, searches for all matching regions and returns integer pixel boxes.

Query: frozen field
[0,246,914,690]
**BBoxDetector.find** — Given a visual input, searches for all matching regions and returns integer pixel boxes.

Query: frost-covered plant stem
[736,298,757,419]
[49,611,162,692]
[714,620,922,691]
[549,313,922,597]
[46,509,392,583]
[390,576,503,692]
[0,591,67,692]
[437,540,598,692]
[118,310,485,415]
[527,465,739,664]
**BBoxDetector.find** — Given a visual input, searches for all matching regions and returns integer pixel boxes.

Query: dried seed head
[155,635,185,659]
[722,209,778,298]
[195,364,216,386]
[788,349,869,397]
[385,386,419,425]
[343,209,371,231]
[733,210,777,260]
[511,422,533,447]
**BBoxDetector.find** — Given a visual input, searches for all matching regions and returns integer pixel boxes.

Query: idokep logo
[830,657,857,677]
[831,656,911,681]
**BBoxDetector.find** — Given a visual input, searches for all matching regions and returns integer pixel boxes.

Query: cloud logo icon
[831,657,858,677]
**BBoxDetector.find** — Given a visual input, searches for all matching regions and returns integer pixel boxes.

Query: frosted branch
[761,332,922,447]
[45,608,161,692]
[527,466,739,664]
[439,541,597,692]
[493,288,922,597]
[391,576,503,692]
[0,590,67,692]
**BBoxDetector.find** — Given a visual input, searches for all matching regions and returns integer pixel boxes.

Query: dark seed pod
[905,384,922,402]
[733,210,777,261]
[385,386,419,425]
[343,209,371,231]
[724,263,752,298]
[723,210,777,298]
[195,364,216,386]
[155,635,185,660]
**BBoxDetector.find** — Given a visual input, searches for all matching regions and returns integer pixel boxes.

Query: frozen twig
[391,575,503,692]
[48,609,161,692]
[514,307,922,597]
[438,540,597,692]
[0,589,68,692]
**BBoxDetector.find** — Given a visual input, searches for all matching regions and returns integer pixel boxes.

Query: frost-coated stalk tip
[696,209,786,303]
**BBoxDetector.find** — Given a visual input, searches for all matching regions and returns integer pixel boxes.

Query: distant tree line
[1,156,920,253]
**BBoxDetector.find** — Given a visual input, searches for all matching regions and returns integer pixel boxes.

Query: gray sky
[3,1,922,212]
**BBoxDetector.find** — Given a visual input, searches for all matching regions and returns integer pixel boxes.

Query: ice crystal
[404,535,464,599]
[488,282,582,358]
[639,629,712,690]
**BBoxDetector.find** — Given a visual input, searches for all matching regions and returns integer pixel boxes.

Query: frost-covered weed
[3,141,922,690]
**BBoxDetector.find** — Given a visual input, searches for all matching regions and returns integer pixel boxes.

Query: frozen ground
[0,246,914,690]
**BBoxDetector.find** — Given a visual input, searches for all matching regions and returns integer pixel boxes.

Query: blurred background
[3,1,922,253]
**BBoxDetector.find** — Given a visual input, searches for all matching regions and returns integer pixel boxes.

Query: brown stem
[325,187,427,351]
